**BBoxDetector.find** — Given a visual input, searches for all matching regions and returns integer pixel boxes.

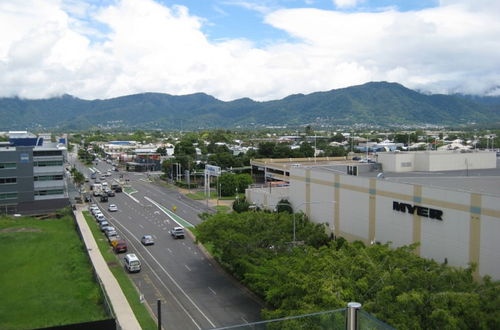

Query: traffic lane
[105,195,263,327]
[97,203,209,330]
[104,205,218,329]
[129,182,210,226]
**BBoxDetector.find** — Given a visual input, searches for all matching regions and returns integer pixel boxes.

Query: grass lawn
[186,191,245,201]
[214,205,231,213]
[82,212,157,330]
[0,212,108,329]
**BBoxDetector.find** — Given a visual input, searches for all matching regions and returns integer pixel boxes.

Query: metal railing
[208,302,394,330]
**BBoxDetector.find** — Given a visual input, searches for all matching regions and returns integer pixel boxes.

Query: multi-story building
[0,132,69,215]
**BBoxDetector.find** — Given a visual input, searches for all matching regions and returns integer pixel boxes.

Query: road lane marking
[185,264,191,272]
[111,221,216,329]
[167,248,172,254]
[139,224,144,229]
[241,317,248,324]
[124,191,141,204]
[144,196,194,228]
[208,287,216,295]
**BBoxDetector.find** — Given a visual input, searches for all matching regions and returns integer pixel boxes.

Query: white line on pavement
[185,264,191,272]
[208,287,217,295]
[111,221,216,329]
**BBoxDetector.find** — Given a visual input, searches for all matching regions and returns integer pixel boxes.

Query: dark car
[100,195,109,202]
[84,194,92,202]
[113,240,128,253]
[107,190,115,197]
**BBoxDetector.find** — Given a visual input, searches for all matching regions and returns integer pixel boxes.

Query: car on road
[113,240,128,253]
[141,235,154,246]
[124,253,141,273]
[84,194,92,202]
[100,195,109,202]
[170,226,185,239]
[107,190,115,197]
[108,204,118,212]
[106,171,112,176]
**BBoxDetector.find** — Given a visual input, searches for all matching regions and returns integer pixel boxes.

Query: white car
[108,204,118,212]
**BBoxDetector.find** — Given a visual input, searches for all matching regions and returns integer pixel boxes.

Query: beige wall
[378,151,496,172]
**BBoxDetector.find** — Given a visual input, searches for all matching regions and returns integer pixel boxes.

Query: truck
[92,183,103,196]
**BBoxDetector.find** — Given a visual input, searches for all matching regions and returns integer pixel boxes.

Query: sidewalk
[74,206,141,330]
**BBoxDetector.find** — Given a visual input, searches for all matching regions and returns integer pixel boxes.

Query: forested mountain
[1,82,499,130]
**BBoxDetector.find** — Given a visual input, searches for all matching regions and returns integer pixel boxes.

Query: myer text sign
[393,201,443,220]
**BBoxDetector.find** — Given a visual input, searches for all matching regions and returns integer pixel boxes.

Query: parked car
[114,240,128,253]
[124,253,141,273]
[84,194,92,202]
[96,214,106,223]
[141,235,154,246]
[99,221,110,231]
[108,235,120,246]
[108,204,118,212]
[105,230,118,239]
[104,226,116,234]
[170,226,185,239]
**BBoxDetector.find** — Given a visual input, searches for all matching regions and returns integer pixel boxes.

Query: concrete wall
[378,151,497,172]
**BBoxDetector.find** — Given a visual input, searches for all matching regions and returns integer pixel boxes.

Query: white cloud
[332,0,363,9]
[0,0,499,101]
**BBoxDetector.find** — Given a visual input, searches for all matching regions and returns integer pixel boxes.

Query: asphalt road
[70,155,263,330]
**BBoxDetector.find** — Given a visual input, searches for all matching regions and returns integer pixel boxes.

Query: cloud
[332,0,363,9]
[0,0,499,101]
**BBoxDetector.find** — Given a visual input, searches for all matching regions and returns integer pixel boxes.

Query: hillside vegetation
[1,82,499,130]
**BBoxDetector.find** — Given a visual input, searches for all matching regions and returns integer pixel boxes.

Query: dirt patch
[107,261,119,268]
[0,227,42,233]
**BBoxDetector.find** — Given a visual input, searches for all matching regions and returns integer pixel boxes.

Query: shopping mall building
[247,150,500,280]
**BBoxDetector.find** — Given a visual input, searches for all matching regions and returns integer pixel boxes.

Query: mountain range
[1,82,499,131]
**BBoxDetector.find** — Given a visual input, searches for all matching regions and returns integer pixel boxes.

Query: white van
[124,254,141,273]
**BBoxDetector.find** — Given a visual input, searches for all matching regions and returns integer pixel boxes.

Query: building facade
[0,132,68,215]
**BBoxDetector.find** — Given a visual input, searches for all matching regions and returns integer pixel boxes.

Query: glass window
[0,177,16,184]
[34,161,63,167]
[33,150,62,157]
[34,175,63,181]
[0,192,17,200]
[34,189,64,196]
[0,163,16,169]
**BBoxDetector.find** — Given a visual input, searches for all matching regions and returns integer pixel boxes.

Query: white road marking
[139,224,144,229]
[241,317,248,324]
[167,248,172,254]
[111,221,216,329]
[208,287,216,295]
[185,264,191,271]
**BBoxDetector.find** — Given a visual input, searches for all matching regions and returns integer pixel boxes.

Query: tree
[235,173,253,194]
[232,197,250,213]
[276,199,293,213]
[219,173,237,196]
[156,146,167,156]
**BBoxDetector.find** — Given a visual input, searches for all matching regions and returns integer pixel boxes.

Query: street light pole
[272,201,335,245]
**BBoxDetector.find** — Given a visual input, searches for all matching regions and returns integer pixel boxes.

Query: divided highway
[71,156,263,329]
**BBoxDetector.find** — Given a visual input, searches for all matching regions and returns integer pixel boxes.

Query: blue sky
[0,0,499,100]
[150,0,440,45]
